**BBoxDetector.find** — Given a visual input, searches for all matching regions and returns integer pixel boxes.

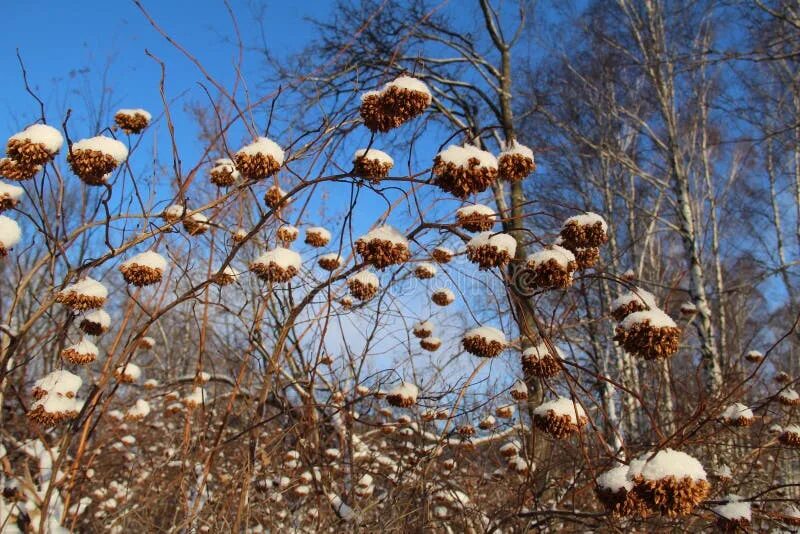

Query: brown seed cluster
[250,262,298,283]
[210,166,237,187]
[456,211,495,232]
[68,149,121,185]
[0,157,40,180]
[630,475,710,518]
[420,338,441,351]
[27,404,78,426]
[779,430,800,447]
[716,516,749,533]
[386,392,415,408]
[560,220,608,249]
[510,387,528,401]
[348,279,378,301]
[463,336,504,358]
[182,218,209,236]
[431,247,453,263]
[780,512,800,526]
[54,291,106,312]
[414,265,435,279]
[125,412,148,422]
[433,157,499,199]
[62,347,96,365]
[264,185,288,210]
[355,239,410,269]
[353,156,393,182]
[114,370,137,383]
[79,318,108,336]
[572,247,600,270]
[318,257,341,271]
[533,411,587,439]
[614,322,681,360]
[0,245,9,257]
[521,352,562,379]
[779,395,800,407]
[412,325,432,338]
[495,405,514,418]
[305,230,330,247]
[6,138,53,166]
[745,352,764,363]
[431,290,454,306]
[498,152,536,182]
[724,415,754,427]
[595,486,647,518]
[611,300,649,322]
[211,271,237,286]
[457,425,476,437]
[114,112,149,134]
[276,226,299,243]
[528,260,576,290]
[360,86,430,133]
[119,264,164,287]
[0,191,19,212]
[466,244,513,270]
[234,153,281,181]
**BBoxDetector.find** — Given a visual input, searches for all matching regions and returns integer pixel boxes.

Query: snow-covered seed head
[779,424,800,447]
[182,212,210,236]
[0,215,21,256]
[6,124,63,166]
[521,342,564,379]
[0,157,41,181]
[80,309,111,336]
[347,270,379,301]
[182,387,205,409]
[317,252,342,271]
[412,320,433,339]
[456,204,496,232]
[466,232,516,269]
[359,76,431,132]
[305,226,331,247]
[462,326,506,358]
[744,350,763,363]
[264,184,289,210]
[570,245,600,270]
[532,397,588,439]
[524,245,577,290]
[495,404,515,419]
[610,287,658,322]
[627,449,710,518]
[0,181,24,212]
[340,295,354,309]
[431,288,455,306]
[559,212,608,249]
[509,380,528,401]
[139,336,156,350]
[211,265,239,287]
[414,262,437,280]
[55,277,108,311]
[712,495,751,532]
[61,337,99,365]
[386,382,418,408]
[67,136,128,185]
[234,137,284,180]
[209,158,240,187]
[276,224,299,243]
[613,309,680,360]
[780,505,800,526]
[119,251,168,287]
[114,109,152,134]
[355,225,410,269]
[420,336,441,352]
[114,363,142,384]
[498,439,521,458]
[161,204,185,224]
[457,424,475,437]
[250,247,302,283]
[431,246,454,264]
[32,370,82,400]
[719,403,754,427]
[125,399,151,422]
[27,393,80,426]
[595,465,642,518]
[353,148,394,182]
[778,388,800,406]
[497,141,535,182]
[231,228,248,243]
[478,414,496,430]
[433,144,499,199]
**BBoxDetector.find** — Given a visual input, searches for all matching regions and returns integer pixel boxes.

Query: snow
[350,269,379,286]
[386,75,431,98]
[747,350,763,359]
[32,394,79,414]
[480,415,496,427]
[533,397,587,422]
[526,245,576,268]
[357,473,373,487]
[388,382,418,402]
[510,380,527,396]
[467,231,517,256]
[319,252,342,266]
[523,342,565,360]
[61,277,108,299]
[236,137,285,165]
[116,108,152,120]
[122,250,167,270]
[9,124,63,153]
[306,226,331,241]
[164,204,185,219]
[0,215,22,248]
[714,465,732,478]
[0,181,24,199]
[456,204,496,218]
[784,424,800,435]
[464,326,506,345]
[72,136,128,163]
[779,388,799,401]
[143,378,159,388]
[66,338,98,357]
[620,309,677,330]
[433,288,454,300]
[327,493,355,521]
[499,440,520,455]
[358,225,408,246]
[611,287,658,312]
[34,370,82,396]
[127,399,150,419]
[354,148,393,164]
[211,157,239,173]
[563,212,607,232]
[628,449,707,481]
[187,212,209,225]
[712,495,750,521]
[721,403,753,420]
[416,262,437,275]
[117,363,142,381]
[253,247,301,269]
[597,465,633,492]
[185,387,206,405]
[414,320,434,332]
[436,144,497,169]
[500,140,534,160]
[120,435,136,446]
[783,505,800,519]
